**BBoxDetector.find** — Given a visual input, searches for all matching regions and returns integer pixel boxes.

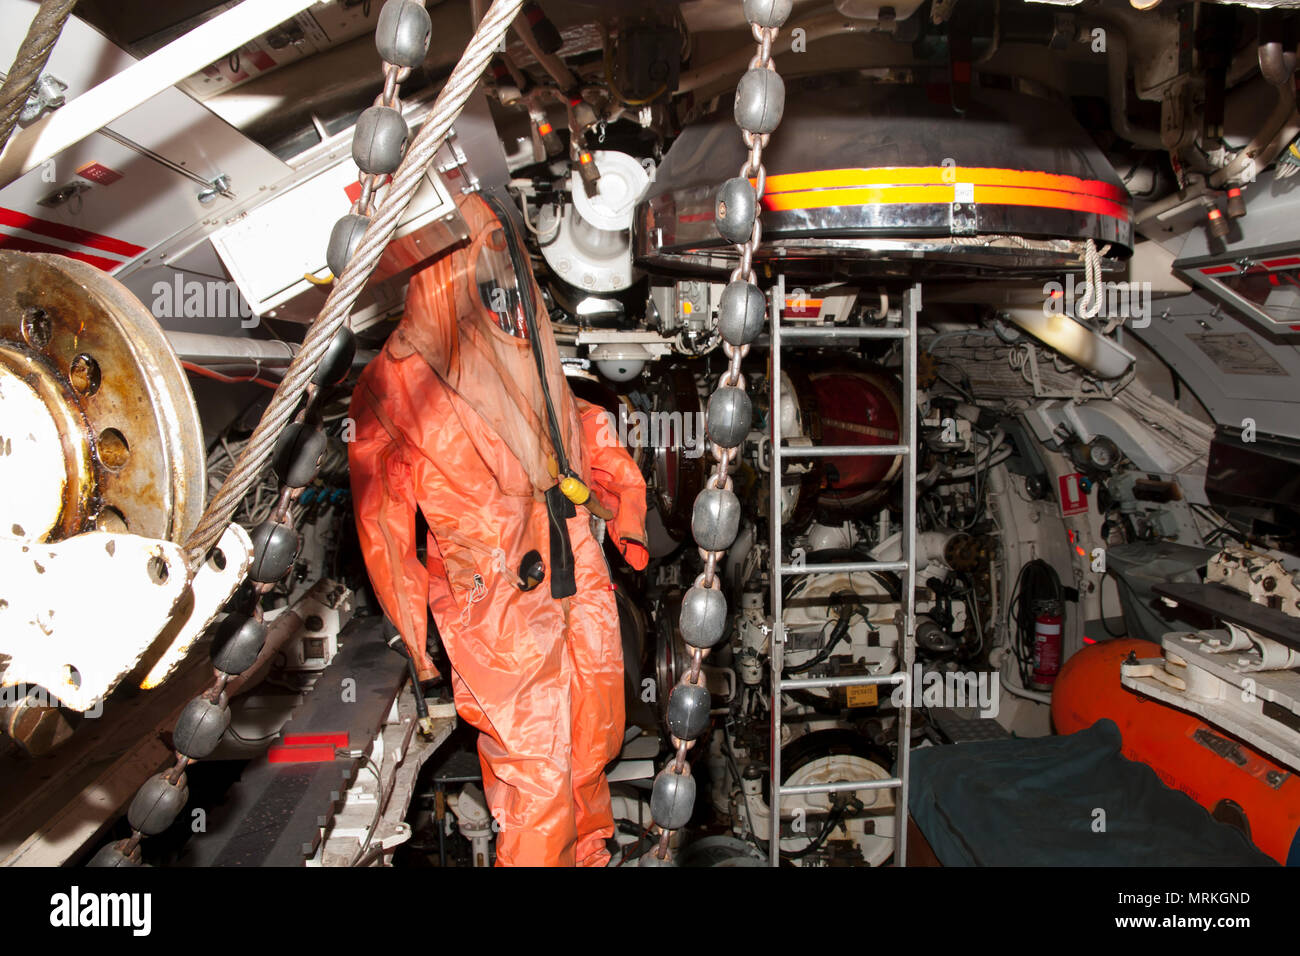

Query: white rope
[461,573,488,625]
[1074,238,1103,319]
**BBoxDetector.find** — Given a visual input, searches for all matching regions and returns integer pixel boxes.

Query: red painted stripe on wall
[0,207,145,258]
[0,234,123,271]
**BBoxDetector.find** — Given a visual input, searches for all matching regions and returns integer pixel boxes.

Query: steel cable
[0,0,78,150]
[183,0,526,562]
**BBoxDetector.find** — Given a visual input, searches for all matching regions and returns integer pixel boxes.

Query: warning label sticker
[1187,332,1288,376]
[1058,473,1089,516]
[846,685,878,708]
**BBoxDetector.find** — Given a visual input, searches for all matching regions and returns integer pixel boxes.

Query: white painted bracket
[0,531,189,711]
[140,522,253,689]
[1121,631,1300,772]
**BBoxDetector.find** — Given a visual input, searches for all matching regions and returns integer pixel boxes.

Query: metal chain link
[354,61,408,217]
[644,0,788,866]
[87,0,445,868]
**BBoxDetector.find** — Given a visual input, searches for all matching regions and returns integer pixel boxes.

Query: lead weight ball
[87,840,141,868]
[127,772,188,836]
[707,386,752,449]
[650,769,696,830]
[375,0,432,67]
[691,487,741,552]
[353,105,408,175]
[715,177,757,244]
[313,325,358,387]
[679,585,727,649]
[327,213,370,277]
[718,280,766,346]
[734,67,785,135]
[638,850,674,867]
[273,423,327,489]
[173,697,231,760]
[210,613,267,675]
[249,520,300,584]
[744,0,793,28]
[667,682,711,741]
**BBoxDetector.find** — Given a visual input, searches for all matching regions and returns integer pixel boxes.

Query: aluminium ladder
[767,279,920,867]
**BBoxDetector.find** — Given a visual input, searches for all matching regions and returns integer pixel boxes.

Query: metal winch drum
[0,251,205,545]
[0,251,207,753]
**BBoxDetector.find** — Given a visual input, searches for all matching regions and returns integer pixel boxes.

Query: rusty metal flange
[0,251,205,544]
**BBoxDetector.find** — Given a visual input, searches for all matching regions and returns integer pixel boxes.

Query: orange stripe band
[760,166,1129,204]
[760,180,1129,221]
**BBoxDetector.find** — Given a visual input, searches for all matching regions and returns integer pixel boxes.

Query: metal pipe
[780,560,908,575]
[999,654,1052,705]
[778,444,908,458]
[1208,80,1299,188]
[167,330,377,369]
[677,10,892,98]
[780,673,905,690]
[167,331,296,366]
[1002,307,1137,380]
[775,327,908,339]
[781,777,901,797]
[0,0,318,188]
[894,284,920,868]
[1095,25,1164,150]
[1258,39,1297,88]
[1133,175,1210,234]
[511,7,575,91]
[97,126,215,189]
[768,276,785,866]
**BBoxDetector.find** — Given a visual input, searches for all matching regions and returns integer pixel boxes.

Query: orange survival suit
[349,192,648,866]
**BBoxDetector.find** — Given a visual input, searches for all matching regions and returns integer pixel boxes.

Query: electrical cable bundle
[1008,559,1063,689]
[783,594,865,677]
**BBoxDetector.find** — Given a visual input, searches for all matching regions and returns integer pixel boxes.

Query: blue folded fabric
[908,719,1276,866]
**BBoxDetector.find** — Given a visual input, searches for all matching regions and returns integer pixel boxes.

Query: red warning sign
[76,162,123,186]
[1058,472,1089,516]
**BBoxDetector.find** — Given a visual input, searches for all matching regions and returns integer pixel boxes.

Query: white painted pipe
[1002,307,1136,380]
[998,654,1053,705]
[0,0,318,187]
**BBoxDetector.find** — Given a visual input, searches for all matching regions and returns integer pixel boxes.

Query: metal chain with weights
[89,0,786,868]
[642,0,791,867]
[88,0,528,867]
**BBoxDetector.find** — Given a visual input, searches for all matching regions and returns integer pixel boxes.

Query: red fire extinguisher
[1031,601,1063,690]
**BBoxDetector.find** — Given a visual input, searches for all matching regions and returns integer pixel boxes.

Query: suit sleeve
[348,385,438,681]
[575,398,650,571]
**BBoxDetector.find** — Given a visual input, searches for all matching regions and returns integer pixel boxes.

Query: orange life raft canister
[1052,638,1300,864]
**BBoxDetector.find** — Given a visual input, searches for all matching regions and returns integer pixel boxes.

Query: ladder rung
[779,777,902,797]
[777,444,908,459]
[779,560,907,576]
[776,326,909,340]
[779,673,905,691]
